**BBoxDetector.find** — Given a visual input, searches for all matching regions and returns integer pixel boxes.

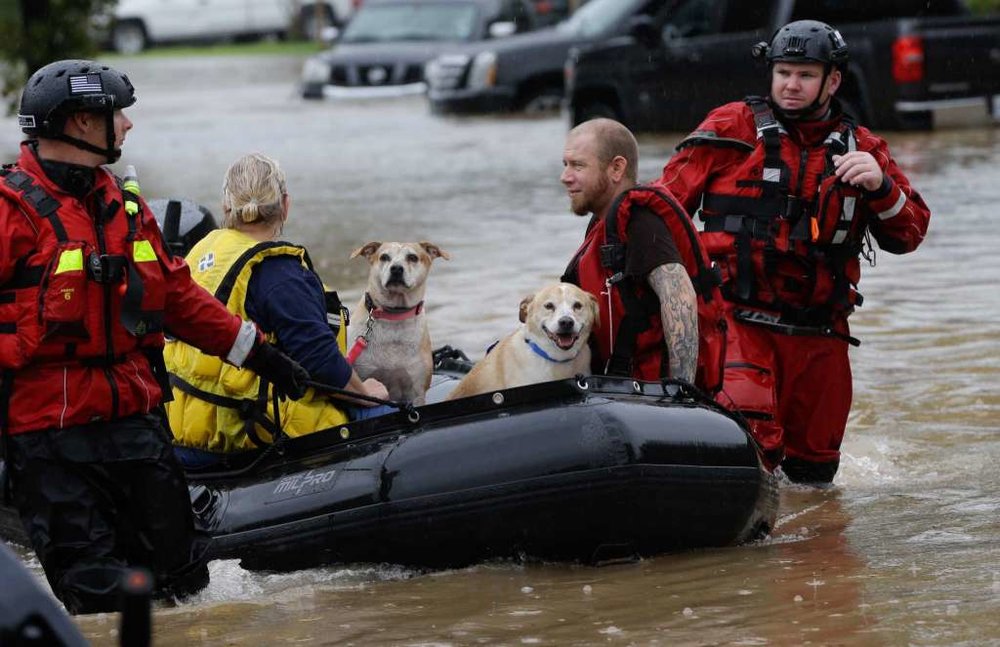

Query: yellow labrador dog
[446,283,598,400]
[349,241,450,405]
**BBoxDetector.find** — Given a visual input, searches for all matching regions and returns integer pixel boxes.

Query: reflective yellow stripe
[54,248,83,274]
[133,240,157,262]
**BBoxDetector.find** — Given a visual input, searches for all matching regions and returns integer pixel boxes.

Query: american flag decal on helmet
[69,74,103,94]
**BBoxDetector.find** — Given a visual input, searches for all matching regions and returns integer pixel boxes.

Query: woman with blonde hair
[165,153,390,467]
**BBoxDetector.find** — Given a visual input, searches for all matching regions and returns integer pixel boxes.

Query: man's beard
[570,173,610,216]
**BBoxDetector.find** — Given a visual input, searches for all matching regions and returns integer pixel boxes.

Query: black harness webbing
[175,241,318,447]
[599,187,720,379]
[161,200,182,258]
[168,373,278,449]
[600,197,658,377]
[4,170,66,240]
[698,98,863,323]
[214,240,312,305]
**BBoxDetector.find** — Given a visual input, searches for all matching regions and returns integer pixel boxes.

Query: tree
[1,0,117,112]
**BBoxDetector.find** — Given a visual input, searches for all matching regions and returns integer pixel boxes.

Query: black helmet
[753,20,848,70]
[148,198,218,257]
[18,59,137,163]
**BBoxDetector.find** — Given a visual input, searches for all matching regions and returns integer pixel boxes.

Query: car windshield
[557,0,642,37]
[341,2,481,43]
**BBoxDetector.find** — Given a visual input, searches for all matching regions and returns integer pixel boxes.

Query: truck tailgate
[896,15,1000,122]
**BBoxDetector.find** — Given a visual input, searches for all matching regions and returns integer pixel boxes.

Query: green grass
[104,38,327,59]
[967,0,1000,13]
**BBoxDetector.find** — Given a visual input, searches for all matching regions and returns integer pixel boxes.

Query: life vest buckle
[783,196,810,221]
[87,252,127,284]
[599,243,626,271]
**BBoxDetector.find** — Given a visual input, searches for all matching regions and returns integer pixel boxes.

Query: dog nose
[557,316,575,333]
[389,264,404,278]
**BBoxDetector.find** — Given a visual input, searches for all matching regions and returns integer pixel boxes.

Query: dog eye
[572,302,582,310]
[406,253,419,263]
[544,302,555,311]
[379,253,391,263]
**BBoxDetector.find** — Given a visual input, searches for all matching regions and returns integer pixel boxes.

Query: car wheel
[574,100,619,125]
[520,86,563,114]
[112,20,147,55]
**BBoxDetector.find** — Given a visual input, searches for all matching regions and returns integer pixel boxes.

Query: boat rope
[303,379,419,423]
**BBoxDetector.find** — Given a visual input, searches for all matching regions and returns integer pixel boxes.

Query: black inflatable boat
[1,353,778,572]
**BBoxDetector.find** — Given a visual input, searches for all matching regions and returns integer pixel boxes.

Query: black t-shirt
[563,205,682,285]
[624,205,682,278]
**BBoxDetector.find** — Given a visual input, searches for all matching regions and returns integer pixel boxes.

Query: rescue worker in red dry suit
[655,21,931,484]
[0,59,310,614]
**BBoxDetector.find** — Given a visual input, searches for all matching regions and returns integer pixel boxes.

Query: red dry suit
[0,143,244,435]
[564,185,727,394]
[656,98,930,476]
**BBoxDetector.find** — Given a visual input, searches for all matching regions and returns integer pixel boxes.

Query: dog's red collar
[365,292,424,321]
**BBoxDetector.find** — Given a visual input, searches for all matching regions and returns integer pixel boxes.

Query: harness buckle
[784,196,808,221]
[87,252,127,284]
[599,243,626,271]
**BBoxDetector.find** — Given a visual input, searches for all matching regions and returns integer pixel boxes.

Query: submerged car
[424,0,651,114]
[301,0,537,99]
[100,0,353,54]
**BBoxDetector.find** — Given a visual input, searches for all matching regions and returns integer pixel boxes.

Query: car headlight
[425,54,470,89]
[302,58,331,84]
[467,51,497,90]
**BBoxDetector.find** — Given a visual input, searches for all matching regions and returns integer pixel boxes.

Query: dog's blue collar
[525,338,573,363]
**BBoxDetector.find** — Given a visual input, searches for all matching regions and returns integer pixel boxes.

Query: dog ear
[350,241,381,260]
[518,294,534,323]
[585,292,600,329]
[419,242,451,261]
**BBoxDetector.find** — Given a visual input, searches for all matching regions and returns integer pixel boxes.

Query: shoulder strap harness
[601,186,724,386]
[697,97,863,323]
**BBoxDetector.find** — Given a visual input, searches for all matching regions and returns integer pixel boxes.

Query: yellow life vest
[164,228,349,453]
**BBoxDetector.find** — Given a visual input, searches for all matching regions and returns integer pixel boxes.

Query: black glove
[243,341,310,400]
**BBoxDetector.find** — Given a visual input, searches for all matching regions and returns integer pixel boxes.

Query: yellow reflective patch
[54,248,84,274]
[133,240,157,262]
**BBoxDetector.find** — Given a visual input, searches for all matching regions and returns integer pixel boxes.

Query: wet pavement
[1,53,998,646]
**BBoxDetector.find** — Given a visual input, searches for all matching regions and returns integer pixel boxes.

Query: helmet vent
[783,36,807,56]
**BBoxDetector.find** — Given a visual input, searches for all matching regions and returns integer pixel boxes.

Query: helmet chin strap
[55,109,121,164]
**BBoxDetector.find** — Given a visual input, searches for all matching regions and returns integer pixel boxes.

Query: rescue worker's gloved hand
[243,340,310,400]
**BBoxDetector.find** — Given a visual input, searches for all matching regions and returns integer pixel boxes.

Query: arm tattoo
[647,263,698,383]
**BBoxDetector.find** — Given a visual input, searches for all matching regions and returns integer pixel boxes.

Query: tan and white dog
[446,283,599,400]
[348,241,449,405]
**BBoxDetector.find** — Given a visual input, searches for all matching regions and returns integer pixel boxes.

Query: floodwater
[1,54,998,646]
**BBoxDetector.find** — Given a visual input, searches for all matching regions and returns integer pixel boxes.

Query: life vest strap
[733,308,860,346]
[4,170,66,241]
[703,214,772,240]
[0,262,44,292]
[168,372,277,449]
[601,192,669,379]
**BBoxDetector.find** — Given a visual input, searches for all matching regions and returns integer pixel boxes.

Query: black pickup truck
[426,0,645,114]
[566,0,1000,131]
